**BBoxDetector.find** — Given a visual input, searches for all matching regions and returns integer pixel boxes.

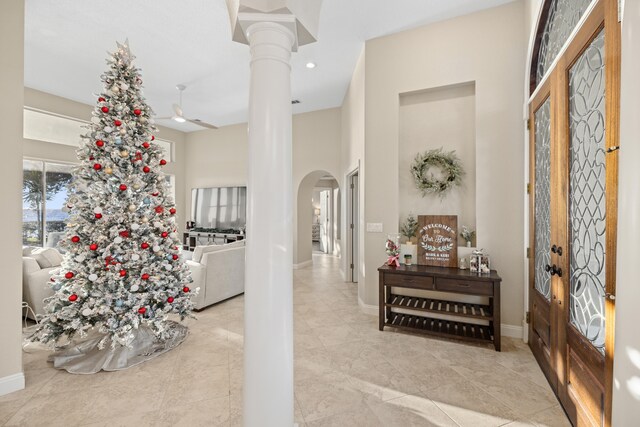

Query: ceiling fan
[157,84,218,129]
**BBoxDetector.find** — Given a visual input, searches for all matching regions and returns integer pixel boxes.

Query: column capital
[225,0,322,51]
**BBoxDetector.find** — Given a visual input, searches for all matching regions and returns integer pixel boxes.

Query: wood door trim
[603,0,621,424]
[552,57,569,409]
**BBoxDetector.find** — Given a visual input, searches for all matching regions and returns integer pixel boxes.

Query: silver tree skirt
[30,321,188,374]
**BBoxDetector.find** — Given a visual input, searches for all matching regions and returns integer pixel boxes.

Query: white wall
[340,48,366,290]
[184,108,342,266]
[362,1,527,329]
[0,0,25,396]
[613,1,640,423]
[399,82,477,242]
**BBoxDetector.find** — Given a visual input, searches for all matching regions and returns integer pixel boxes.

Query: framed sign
[417,215,458,267]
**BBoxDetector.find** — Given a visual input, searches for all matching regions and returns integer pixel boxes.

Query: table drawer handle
[456,283,471,287]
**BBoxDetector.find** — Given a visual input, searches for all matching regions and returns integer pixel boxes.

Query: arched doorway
[295,170,340,268]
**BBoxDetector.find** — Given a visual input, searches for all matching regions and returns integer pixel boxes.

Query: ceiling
[25,0,513,133]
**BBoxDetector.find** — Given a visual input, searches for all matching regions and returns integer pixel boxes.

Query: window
[24,108,175,162]
[22,160,74,248]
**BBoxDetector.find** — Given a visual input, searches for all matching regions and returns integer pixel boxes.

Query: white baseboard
[358,297,378,316]
[0,372,25,397]
[501,323,524,339]
[293,260,312,270]
[521,319,529,343]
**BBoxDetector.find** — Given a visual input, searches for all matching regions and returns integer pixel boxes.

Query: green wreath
[410,148,464,196]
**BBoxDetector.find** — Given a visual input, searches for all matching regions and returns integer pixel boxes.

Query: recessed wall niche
[399,82,476,245]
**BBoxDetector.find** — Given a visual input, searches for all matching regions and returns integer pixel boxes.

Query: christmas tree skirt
[46,320,188,374]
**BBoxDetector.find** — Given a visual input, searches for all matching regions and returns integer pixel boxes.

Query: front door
[528,1,619,425]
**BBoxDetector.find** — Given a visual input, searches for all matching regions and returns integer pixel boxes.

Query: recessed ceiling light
[306,62,316,69]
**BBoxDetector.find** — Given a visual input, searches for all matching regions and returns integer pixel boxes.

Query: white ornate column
[224,2,321,426]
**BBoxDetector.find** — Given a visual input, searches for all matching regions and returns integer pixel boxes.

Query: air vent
[291,100,301,104]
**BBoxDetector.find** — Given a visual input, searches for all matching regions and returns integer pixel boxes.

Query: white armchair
[22,247,63,320]
[186,240,245,310]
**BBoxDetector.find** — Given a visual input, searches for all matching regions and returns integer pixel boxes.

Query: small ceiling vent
[291,100,301,104]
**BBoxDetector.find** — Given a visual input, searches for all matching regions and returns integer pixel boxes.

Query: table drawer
[385,274,434,289]
[435,278,493,296]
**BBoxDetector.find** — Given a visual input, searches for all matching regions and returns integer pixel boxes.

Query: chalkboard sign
[417,215,458,267]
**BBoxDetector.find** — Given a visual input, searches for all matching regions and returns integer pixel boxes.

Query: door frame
[346,167,359,283]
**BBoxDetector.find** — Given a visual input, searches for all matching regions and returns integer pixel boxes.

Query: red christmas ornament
[151,135,155,141]
[119,230,130,238]
[95,213,103,219]
[183,286,190,293]
[71,236,80,243]
[119,269,127,277]
[155,206,164,214]
[172,254,179,260]
[141,273,150,280]
[119,184,128,191]
[90,243,98,251]
[93,163,102,170]
[98,97,105,102]
[159,159,167,166]
[142,142,150,149]
[143,166,150,173]
[114,119,122,127]
[169,208,176,215]
[138,307,146,314]
[141,242,149,249]
[68,294,78,302]
[161,232,168,238]
[101,106,109,113]
[133,109,142,116]
[152,192,159,197]
[167,297,174,303]
[65,272,74,279]
[96,140,104,147]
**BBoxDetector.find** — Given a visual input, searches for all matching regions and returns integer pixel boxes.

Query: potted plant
[400,214,419,265]
[460,225,475,247]
[400,214,418,244]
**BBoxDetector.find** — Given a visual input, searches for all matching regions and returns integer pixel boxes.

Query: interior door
[528,1,619,426]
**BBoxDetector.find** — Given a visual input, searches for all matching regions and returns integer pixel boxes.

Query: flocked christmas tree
[30,42,195,352]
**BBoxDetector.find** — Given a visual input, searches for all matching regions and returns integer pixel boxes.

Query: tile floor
[0,254,571,426]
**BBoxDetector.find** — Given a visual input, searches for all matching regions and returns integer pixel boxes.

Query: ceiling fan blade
[156,116,173,120]
[186,118,218,129]
[172,103,183,117]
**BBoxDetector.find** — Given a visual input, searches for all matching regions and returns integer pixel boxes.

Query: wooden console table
[378,264,502,351]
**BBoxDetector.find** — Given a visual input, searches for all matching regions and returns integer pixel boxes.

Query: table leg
[493,281,501,351]
[379,271,384,331]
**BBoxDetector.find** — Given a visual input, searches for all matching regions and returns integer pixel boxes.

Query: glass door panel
[568,29,607,354]
[534,98,552,301]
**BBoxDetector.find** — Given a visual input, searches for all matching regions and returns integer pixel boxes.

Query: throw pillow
[30,247,63,269]
[192,239,245,263]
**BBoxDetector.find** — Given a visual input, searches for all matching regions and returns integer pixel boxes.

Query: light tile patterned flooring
[0,254,571,426]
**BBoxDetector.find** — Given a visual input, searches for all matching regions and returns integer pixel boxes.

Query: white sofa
[22,247,62,319]
[186,240,245,310]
